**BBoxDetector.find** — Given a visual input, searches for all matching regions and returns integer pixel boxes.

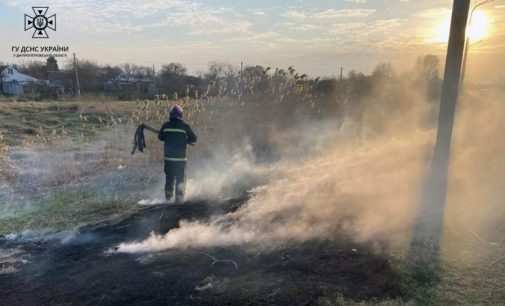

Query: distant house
[105,74,157,99]
[0,66,40,96]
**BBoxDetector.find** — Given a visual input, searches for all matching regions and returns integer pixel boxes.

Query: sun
[432,10,490,43]
[468,10,490,41]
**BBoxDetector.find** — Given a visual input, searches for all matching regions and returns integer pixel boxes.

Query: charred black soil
[0,198,406,306]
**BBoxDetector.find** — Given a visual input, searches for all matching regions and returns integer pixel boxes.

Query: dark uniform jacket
[158,118,197,161]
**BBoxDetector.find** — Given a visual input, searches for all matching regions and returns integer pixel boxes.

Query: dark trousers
[164,160,186,203]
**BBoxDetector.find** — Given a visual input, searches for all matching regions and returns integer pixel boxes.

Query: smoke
[117,129,432,253]
[118,82,505,256]
[137,139,268,204]
[185,139,267,201]
[440,89,505,263]
[117,77,434,253]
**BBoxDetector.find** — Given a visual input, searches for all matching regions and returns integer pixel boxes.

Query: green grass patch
[0,189,137,235]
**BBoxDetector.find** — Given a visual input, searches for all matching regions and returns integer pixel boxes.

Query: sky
[1,0,504,81]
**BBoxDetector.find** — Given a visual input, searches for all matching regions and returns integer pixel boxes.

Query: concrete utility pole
[73,53,81,98]
[410,0,471,264]
[434,0,470,191]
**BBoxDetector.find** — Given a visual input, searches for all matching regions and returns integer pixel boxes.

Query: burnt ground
[0,197,406,306]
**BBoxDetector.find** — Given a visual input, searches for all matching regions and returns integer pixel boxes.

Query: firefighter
[158,105,197,203]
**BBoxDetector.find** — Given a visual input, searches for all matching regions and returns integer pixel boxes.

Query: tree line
[0,55,441,103]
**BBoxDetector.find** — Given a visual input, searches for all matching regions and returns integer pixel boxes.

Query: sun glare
[468,11,490,41]
[432,10,490,43]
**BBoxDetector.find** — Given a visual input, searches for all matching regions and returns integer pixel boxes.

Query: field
[0,97,505,305]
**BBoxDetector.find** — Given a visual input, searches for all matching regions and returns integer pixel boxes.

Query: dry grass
[0,97,219,234]
[1,95,505,305]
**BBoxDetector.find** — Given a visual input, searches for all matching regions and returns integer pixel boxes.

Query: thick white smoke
[138,138,270,205]
[117,129,433,253]
[185,140,267,201]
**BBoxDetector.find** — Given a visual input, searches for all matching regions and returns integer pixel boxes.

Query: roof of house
[1,66,39,83]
